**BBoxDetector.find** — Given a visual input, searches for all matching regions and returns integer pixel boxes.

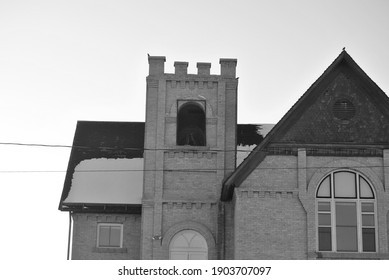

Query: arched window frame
[176,101,206,147]
[168,229,208,260]
[316,170,377,253]
[161,221,216,260]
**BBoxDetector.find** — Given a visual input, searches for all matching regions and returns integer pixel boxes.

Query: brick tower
[141,56,238,259]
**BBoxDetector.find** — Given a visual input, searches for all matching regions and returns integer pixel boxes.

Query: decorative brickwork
[274,72,389,145]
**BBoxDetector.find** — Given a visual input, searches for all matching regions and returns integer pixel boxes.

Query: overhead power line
[1,164,389,174]
[1,141,388,173]
[0,141,387,153]
[0,142,73,149]
[0,141,254,152]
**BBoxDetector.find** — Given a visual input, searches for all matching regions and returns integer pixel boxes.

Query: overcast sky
[1,0,389,268]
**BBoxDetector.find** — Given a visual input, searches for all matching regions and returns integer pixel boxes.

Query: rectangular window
[336,202,357,252]
[361,202,376,252]
[97,223,123,248]
[318,202,331,251]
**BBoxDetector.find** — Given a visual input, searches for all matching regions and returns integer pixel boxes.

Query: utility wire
[1,142,388,173]
[0,141,257,152]
[0,141,386,153]
[1,164,389,173]
[0,142,73,149]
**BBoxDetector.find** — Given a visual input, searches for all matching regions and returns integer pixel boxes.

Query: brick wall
[243,155,298,190]
[234,153,389,259]
[234,191,307,259]
[71,213,141,260]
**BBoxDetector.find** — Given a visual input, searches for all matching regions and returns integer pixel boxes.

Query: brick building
[59,50,389,259]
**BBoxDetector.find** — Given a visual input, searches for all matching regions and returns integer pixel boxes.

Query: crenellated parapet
[148,55,237,78]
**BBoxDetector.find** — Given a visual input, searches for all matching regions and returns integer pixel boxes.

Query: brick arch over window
[161,221,216,260]
[177,102,206,146]
[168,102,214,117]
[307,159,385,196]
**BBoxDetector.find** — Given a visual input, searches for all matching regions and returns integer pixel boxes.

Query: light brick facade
[63,51,389,260]
[235,154,389,259]
[71,213,141,260]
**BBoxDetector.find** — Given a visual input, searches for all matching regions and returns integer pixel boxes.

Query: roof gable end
[221,50,389,201]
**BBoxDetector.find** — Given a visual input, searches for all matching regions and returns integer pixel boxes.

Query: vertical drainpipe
[67,211,72,260]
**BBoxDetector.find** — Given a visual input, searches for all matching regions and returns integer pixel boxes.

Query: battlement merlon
[220,58,237,78]
[147,56,166,76]
[148,55,237,78]
[174,61,188,75]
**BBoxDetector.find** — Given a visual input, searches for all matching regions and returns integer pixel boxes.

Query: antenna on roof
[342,47,346,51]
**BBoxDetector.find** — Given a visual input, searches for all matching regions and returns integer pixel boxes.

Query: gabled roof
[221,50,389,201]
[58,121,144,213]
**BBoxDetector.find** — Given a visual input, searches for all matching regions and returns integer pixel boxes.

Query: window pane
[362,214,375,227]
[336,226,358,252]
[109,226,121,247]
[362,228,376,252]
[189,252,207,260]
[318,202,331,211]
[361,203,374,213]
[336,202,357,252]
[317,176,331,197]
[334,172,356,198]
[336,202,357,226]
[318,227,332,251]
[319,213,331,226]
[360,177,374,198]
[170,252,188,260]
[98,226,110,247]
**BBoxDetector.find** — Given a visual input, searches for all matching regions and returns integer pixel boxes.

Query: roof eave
[60,202,142,214]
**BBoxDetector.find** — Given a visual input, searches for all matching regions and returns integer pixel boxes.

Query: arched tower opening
[177,102,206,146]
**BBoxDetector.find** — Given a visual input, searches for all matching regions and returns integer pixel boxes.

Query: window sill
[93,247,128,254]
[313,251,389,260]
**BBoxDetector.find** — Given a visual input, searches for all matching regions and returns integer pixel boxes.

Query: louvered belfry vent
[333,99,356,120]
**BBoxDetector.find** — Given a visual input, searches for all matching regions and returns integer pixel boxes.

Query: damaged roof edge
[61,203,142,214]
[58,121,81,211]
[58,121,145,211]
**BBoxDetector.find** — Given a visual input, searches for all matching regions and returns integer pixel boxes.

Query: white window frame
[169,230,208,260]
[316,170,377,253]
[96,223,123,248]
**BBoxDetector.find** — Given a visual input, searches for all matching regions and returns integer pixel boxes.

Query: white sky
[0,0,389,266]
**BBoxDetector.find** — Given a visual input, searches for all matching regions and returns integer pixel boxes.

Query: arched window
[177,103,206,146]
[169,230,208,260]
[316,170,376,252]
